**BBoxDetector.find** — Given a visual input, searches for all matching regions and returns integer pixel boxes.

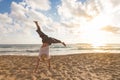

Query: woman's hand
[62,42,66,47]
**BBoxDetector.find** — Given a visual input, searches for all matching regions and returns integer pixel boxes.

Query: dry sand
[0,53,120,80]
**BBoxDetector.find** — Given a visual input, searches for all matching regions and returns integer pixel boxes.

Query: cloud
[109,0,120,7]
[58,0,120,21]
[57,0,104,20]
[58,0,120,28]
[10,2,28,23]
[101,25,120,34]
[0,0,120,44]
[0,0,54,44]
[25,0,51,11]
[61,20,80,28]
[0,13,12,24]
[0,13,13,34]
[56,0,120,43]
[10,0,54,32]
[58,0,89,19]
[57,0,105,30]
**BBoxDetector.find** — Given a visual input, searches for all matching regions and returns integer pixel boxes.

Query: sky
[0,0,120,45]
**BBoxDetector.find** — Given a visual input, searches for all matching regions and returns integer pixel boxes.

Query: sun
[80,14,110,47]
[81,30,106,48]
[90,40,105,48]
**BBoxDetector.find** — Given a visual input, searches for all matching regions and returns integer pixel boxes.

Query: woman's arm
[49,37,66,47]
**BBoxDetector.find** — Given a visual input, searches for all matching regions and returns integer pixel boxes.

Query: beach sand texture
[0,53,120,80]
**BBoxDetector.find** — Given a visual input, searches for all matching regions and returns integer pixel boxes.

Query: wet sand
[0,53,120,80]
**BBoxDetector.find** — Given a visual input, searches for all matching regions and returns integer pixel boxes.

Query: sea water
[0,43,120,56]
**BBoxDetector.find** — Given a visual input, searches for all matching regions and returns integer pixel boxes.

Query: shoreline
[0,52,120,56]
[0,53,120,80]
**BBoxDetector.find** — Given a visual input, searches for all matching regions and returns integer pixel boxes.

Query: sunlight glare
[80,14,110,47]
[91,41,105,48]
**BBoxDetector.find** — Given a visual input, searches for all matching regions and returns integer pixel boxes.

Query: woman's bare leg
[34,21,41,30]
[48,59,51,69]
[34,58,40,73]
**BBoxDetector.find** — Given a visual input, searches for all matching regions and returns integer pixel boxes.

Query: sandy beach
[0,53,120,80]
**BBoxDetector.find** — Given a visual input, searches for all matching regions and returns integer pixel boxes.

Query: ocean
[0,44,120,56]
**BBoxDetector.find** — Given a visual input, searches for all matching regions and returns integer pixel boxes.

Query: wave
[76,47,120,50]
[0,44,120,55]
[0,49,39,53]
[0,45,13,48]
[25,50,39,52]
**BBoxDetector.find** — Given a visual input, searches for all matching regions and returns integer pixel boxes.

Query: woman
[33,21,66,72]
